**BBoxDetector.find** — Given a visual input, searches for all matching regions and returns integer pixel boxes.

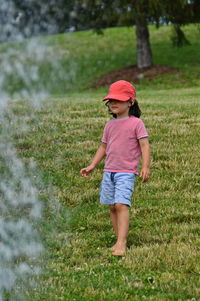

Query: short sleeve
[101,123,108,143]
[136,119,148,139]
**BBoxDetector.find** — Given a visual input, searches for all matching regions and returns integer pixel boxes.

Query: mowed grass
[11,86,200,300]
[2,23,200,300]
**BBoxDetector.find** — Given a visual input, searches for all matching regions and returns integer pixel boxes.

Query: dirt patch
[92,64,179,87]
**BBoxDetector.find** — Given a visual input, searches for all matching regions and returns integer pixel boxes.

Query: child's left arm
[139,137,151,183]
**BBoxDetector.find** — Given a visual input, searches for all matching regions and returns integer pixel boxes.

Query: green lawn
[1,24,200,300]
[0,24,200,95]
[10,86,200,300]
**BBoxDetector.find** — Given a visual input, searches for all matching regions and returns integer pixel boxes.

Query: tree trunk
[135,18,153,69]
[171,24,191,47]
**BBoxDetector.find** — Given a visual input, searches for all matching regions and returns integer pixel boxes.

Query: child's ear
[129,98,135,106]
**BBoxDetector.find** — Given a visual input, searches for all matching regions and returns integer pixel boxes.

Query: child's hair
[106,99,141,118]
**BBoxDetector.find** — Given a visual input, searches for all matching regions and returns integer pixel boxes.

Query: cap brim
[102,93,130,101]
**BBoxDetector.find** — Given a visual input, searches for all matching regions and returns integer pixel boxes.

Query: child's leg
[109,205,119,250]
[112,203,129,256]
[109,205,118,237]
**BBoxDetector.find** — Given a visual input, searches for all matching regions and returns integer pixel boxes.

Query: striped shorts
[100,172,136,207]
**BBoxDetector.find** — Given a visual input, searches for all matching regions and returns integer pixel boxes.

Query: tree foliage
[76,0,200,29]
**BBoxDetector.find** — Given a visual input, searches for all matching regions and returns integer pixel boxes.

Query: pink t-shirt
[101,116,148,174]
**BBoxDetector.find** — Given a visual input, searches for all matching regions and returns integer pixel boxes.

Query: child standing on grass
[80,80,150,256]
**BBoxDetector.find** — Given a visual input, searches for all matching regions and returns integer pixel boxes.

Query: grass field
[10,86,200,300]
[1,25,200,300]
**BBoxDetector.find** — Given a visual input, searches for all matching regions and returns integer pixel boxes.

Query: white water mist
[0,1,72,300]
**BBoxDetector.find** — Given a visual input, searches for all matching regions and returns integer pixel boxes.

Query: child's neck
[116,113,129,119]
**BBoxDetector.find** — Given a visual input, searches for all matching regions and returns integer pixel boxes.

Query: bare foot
[110,244,117,251]
[112,248,126,256]
[111,242,126,256]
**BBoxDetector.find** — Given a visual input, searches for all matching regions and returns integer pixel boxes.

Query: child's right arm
[80,142,106,178]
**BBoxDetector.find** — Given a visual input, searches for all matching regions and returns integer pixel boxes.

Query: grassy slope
[15,87,200,300]
[44,24,200,91]
[1,24,200,95]
[2,25,200,299]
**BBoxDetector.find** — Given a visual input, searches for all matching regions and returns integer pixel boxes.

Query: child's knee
[109,204,116,212]
[115,203,128,211]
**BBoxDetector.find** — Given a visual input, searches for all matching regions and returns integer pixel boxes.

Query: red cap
[102,80,136,102]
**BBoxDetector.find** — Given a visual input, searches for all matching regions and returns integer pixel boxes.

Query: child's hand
[80,165,95,178]
[140,167,150,183]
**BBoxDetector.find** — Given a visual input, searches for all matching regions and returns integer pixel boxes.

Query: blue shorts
[100,172,136,207]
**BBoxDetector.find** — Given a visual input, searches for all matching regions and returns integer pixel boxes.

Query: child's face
[106,99,132,118]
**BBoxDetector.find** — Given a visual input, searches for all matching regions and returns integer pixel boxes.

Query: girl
[80,80,150,256]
